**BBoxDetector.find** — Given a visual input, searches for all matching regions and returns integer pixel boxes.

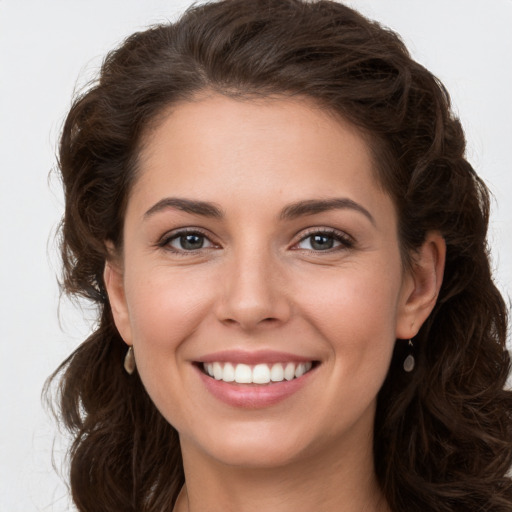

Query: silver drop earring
[403,339,415,372]
[124,346,136,375]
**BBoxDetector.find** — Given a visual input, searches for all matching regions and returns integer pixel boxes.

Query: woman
[49,0,512,510]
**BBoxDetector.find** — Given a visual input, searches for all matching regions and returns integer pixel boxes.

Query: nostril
[220,316,281,328]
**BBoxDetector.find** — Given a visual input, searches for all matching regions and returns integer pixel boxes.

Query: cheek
[298,260,402,329]
[121,266,219,430]
[294,261,402,379]
[124,265,214,367]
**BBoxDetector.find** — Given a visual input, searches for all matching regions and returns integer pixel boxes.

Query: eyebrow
[144,198,223,219]
[279,198,375,225]
[144,196,375,225]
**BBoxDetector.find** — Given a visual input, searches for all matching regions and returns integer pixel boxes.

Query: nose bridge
[217,237,289,329]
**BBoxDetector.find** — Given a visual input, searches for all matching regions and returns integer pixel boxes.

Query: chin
[212,442,307,469]
[184,420,315,469]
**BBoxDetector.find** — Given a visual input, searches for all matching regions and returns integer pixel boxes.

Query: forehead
[128,94,392,221]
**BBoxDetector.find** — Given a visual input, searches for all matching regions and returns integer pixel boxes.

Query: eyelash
[292,228,354,252]
[157,228,217,255]
[157,227,354,254]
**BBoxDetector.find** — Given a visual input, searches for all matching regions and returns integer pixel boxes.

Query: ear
[395,232,446,339]
[103,249,133,346]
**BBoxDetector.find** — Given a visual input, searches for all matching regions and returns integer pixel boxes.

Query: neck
[174,435,390,512]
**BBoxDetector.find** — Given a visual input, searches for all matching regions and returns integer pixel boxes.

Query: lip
[193,356,319,409]
[196,349,315,365]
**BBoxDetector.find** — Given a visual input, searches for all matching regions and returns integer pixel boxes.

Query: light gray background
[1,1,511,510]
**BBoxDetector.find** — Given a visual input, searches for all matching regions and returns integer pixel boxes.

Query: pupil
[181,234,203,250]
[311,234,333,250]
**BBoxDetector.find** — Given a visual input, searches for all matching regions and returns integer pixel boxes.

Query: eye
[160,230,216,252]
[295,230,353,251]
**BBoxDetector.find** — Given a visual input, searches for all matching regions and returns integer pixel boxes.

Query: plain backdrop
[1,1,511,510]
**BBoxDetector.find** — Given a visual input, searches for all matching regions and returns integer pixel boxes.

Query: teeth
[284,362,296,381]
[270,363,284,382]
[234,363,252,383]
[213,362,223,380]
[202,361,314,384]
[253,364,271,384]
[223,362,235,382]
[295,363,307,378]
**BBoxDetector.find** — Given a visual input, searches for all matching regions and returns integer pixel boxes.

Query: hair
[48,0,512,510]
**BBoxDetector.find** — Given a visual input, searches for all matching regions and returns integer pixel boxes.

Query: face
[106,94,425,470]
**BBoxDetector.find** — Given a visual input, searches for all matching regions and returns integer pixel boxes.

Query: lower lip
[195,365,317,409]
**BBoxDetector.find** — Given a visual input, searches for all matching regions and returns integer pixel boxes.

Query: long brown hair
[48,1,512,510]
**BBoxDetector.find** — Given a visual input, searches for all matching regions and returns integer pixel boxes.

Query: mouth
[196,360,319,385]
[193,350,321,408]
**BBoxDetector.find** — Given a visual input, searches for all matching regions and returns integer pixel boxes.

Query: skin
[105,94,445,512]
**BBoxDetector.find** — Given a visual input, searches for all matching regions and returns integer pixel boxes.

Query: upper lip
[196,350,317,365]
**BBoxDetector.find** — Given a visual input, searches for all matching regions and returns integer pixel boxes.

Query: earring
[403,339,415,372]
[124,346,136,375]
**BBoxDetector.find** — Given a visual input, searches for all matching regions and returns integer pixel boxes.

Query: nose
[215,246,291,331]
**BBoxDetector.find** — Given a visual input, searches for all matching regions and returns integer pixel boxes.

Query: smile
[202,361,314,384]
[194,351,320,408]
